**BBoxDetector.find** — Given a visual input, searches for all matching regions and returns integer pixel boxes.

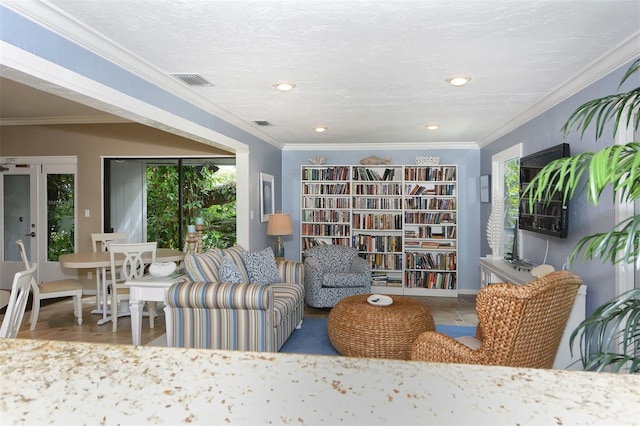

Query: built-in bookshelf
[402,165,457,296]
[300,166,352,250]
[301,164,458,296]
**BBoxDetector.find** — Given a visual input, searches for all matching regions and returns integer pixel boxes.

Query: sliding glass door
[104,157,236,250]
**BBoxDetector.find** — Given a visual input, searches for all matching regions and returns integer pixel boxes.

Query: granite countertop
[1,339,638,425]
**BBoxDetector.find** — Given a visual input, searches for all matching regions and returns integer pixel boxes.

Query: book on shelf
[421,241,439,248]
[387,277,402,287]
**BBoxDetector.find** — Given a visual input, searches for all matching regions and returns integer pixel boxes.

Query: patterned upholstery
[165,248,304,352]
[410,271,583,369]
[302,245,371,308]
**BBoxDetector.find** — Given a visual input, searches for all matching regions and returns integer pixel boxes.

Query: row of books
[353,234,402,253]
[301,224,350,237]
[302,166,350,181]
[352,197,402,210]
[353,183,403,196]
[302,198,350,209]
[301,237,351,250]
[404,197,456,210]
[405,184,455,196]
[303,183,350,195]
[405,225,457,239]
[352,213,403,230]
[405,252,457,271]
[352,167,399,181]
[404,167,456,182]
[404,271,457,289]
[301,209,351,223]
[404,241,457,249]
[359,253,403,271]
[404,212,456,224]
[370,272,403,287]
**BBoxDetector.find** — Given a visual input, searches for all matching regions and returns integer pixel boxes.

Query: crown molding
[284,141,479,151]
[477,31,640,148]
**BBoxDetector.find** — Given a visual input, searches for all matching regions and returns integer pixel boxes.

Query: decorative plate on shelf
[367,294,393,307]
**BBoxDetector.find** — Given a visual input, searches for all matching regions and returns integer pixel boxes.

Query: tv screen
[519,143,570,238]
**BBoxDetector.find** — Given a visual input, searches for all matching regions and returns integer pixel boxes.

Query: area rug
[279,317,476,356]
[148,318,476,354]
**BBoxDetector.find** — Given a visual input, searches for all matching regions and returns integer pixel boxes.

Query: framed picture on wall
[260,172,275,222]
[480,174,491,203]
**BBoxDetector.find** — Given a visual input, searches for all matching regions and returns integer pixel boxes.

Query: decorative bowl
[149,261,177,277]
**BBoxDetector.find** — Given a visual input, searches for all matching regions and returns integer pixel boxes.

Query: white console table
[479,256,586,370]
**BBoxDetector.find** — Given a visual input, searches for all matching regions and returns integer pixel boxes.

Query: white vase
[149,261,177,277]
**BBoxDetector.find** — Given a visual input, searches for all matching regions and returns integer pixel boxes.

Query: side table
[125,273,187,346]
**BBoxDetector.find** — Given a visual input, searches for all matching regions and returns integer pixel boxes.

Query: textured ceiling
[2,0,639,148]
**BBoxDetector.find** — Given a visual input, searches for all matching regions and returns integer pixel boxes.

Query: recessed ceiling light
[446,76,471,87]
[273,82,296,92]
[425,124,440,130]
[313,126,328,133]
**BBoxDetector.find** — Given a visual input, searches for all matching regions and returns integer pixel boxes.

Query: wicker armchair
[411,270,583,369]
[303,245,371,308]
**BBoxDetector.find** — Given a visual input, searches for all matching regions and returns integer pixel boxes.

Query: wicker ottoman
[327,294,435,360]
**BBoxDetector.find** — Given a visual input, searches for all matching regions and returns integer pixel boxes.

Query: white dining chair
[91,232,128,316]
[107,242,157,333]
[0,290,9,310]
[0,264,38,338]
[16,240,83,330]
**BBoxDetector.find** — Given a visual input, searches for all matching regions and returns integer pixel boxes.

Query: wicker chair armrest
[410,331,483,364]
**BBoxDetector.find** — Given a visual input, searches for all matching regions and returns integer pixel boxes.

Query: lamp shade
[267,212,293,236]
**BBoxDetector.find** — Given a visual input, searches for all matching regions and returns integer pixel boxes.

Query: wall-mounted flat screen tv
[519,143,570,238]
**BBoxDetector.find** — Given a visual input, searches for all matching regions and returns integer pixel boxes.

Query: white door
[1,163,37,288]
[1,157,77,288]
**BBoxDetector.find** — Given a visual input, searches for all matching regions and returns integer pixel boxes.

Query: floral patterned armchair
[302,245,371,308]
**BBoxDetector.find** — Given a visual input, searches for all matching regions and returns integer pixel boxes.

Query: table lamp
[267,211,293,259]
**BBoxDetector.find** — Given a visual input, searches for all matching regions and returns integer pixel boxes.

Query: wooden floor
[4,294,477,346]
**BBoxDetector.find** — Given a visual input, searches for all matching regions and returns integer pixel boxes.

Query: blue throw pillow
[219,253,244,284]
[243,247,282,285]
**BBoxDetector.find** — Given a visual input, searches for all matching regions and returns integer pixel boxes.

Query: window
[103,157,236,250]
[490,144,522,257]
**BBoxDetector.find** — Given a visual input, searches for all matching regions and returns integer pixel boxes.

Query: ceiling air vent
[253,120,273,127]
[169,73,214,87]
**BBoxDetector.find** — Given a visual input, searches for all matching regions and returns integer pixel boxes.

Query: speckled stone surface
[1,338,638,425]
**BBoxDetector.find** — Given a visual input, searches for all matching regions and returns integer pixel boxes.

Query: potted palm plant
[522,58,639,373]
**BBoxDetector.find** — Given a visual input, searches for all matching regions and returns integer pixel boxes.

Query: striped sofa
[164,246,304,352]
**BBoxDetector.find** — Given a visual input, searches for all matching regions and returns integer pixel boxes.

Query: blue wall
[480,60,636,314]
[282,148,481,293]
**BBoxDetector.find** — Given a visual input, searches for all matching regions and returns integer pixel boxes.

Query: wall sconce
[267,211,293,259]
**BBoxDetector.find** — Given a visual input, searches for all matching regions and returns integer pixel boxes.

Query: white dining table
[124,273,187,346]
[59,248,185,325]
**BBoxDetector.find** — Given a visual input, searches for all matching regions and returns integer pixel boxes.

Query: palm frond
[619,58,640,88]
[523,143,640,213]
[562,88,640,140]
[570,288,640,373]
[569,215,640,269]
